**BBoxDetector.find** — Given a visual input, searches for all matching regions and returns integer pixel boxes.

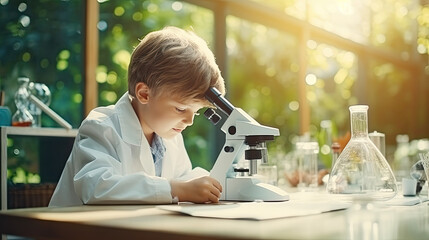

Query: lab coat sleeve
[72,120,173,205]
[173,134,210,181]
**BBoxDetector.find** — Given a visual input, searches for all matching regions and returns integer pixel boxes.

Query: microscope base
[224,177,289,202]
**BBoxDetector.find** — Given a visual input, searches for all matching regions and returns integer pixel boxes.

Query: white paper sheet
[159,191,429,220]
[385,194,428,206]
[159,198,350,220]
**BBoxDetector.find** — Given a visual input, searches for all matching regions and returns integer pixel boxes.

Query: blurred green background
[1,0,428,183]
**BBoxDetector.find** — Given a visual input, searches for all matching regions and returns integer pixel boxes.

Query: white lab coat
[49,92,208,207]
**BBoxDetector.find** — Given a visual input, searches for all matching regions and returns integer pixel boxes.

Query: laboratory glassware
[327,105,397,201]
[296,141,319,191]
[418,152,429,199]
[28,82,51,127]
[331,142,341,170]
[410,156,428,194]
[369,131,385,157]
[12,77,33,127]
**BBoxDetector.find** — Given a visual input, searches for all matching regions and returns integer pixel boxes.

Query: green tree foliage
[0,0,84,128]
[226,18,301,155]
[97,0,215,169]
[1,0,427,177]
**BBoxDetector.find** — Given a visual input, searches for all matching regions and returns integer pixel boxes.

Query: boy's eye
[175,107,200,116]
[175,107,186,113]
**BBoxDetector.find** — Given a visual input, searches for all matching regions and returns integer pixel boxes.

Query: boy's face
[140,93,205,139]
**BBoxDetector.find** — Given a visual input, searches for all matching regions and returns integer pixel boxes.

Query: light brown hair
[128,26,225,105]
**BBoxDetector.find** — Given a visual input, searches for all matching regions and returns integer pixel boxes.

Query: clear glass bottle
[12,77,33,127]
[327,105,397,201]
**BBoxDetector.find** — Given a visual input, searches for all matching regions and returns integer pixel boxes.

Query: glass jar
[327,105,397,201]
[296,141,319,191]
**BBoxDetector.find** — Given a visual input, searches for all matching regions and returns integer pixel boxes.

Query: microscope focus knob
[245,149,262,160]
[224,146,235,152]
[228,126,236,135]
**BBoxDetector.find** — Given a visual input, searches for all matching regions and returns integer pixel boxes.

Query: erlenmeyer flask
[327,105,397,201]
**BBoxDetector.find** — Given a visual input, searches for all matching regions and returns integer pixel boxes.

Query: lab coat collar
[114,92,179,179]
[115,92,143,146]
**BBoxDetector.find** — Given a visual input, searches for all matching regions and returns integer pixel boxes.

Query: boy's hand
[170,176,222,203]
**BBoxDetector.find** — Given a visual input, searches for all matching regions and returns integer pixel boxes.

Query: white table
[0,201,428,240]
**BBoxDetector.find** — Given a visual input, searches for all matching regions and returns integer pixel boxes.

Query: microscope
[204,87,289,201]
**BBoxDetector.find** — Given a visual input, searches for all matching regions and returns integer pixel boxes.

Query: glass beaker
[12,77,33,127]
[327,105,397,201]
[296,141,319,191]
[258,163,278,186]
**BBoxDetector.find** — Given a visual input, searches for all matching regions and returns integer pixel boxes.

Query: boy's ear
[135,82,150,104]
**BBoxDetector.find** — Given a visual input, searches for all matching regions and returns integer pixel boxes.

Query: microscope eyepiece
[205,87,234,116]
[204,108,221,125]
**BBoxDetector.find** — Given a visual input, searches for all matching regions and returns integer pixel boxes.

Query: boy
[49,26,225,207]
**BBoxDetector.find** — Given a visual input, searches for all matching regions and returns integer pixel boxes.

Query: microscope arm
[205,87,288,201]
[209,138,246,189]
[209,107,280,199]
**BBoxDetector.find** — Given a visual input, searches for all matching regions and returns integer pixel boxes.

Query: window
[0,0,85,128]
[1,0,84,188]
[1,0,427,173]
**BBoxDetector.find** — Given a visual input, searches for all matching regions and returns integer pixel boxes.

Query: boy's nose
[182,111,195,126]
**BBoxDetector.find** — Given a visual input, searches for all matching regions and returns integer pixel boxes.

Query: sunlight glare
[97,21,108,31]
[417,44,427,54]
[96,66,107,83]
[133,12,143,21]
[265,67,276,77]
[19,15,30,27]
[73,93,82,103]
[172,2,183,11]
[18,3,27,12]
[307,40,317,49]
[261,86,271,96]
[114,6,125,16]
[96,71,107,84]
[322,46,334,58]
[107,71,118,85]
[147,3,158,13]
[113,50,131,70]
[334,68,348,84]
[289,101,299,111]
[305,74,317,86]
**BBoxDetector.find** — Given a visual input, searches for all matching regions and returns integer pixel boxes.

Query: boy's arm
[72,120,173,205]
